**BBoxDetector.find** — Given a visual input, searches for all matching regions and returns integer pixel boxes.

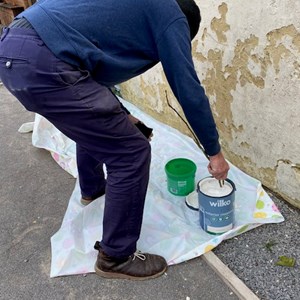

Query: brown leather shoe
[94,241,167,280]
[80,188,106,206]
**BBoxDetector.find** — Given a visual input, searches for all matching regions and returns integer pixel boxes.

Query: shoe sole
[80,198,94,206]
[94,263,167,281]
[81,190,106,206]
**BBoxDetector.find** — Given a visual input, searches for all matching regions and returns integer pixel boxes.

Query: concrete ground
[0,85,239,300]
[1,84,298,300]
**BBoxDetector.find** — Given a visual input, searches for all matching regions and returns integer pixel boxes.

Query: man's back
[19,0,221,156]
[20,0,185,86]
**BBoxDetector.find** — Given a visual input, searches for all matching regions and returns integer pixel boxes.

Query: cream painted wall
[120,0,300,208]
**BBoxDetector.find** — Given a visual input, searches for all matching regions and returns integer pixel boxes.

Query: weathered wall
[120,0,300,208]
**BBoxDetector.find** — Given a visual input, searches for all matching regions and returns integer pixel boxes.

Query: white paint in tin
[199,178,233,197]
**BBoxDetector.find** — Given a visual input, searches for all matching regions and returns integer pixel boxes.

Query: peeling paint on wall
[194,4,300,139]
[266,25,300,73]
[121,0,300,208]
[210,3,230,43]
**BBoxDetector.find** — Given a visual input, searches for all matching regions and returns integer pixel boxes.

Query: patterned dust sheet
[23,98,284,277]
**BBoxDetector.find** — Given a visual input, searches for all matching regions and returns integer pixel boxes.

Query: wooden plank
[203,251,261,300]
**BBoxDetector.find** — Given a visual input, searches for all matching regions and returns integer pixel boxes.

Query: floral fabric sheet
[27,98,284,277]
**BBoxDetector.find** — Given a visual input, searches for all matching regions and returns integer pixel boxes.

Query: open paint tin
[197,176,236,235]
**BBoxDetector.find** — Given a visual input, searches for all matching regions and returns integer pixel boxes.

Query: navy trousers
[0,27,151,257]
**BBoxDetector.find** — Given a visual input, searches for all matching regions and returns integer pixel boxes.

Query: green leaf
[237,225,249,234]
[265,240,277,252]
[275,256,296,267]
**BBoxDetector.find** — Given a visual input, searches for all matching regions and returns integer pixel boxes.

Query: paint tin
[197,177,235,234]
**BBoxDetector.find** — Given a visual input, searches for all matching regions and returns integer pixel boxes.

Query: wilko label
[197,177,236,234]
[209,199,231,207]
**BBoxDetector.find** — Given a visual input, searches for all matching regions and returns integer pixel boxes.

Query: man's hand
[128,114,153,140]
[207,151,229,180]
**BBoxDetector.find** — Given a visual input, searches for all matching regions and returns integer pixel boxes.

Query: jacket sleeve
[156,18,221,156]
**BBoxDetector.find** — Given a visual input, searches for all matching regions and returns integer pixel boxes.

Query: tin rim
[197,176,235,198]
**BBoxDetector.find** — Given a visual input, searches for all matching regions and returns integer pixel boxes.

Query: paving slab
[0,85,241,300]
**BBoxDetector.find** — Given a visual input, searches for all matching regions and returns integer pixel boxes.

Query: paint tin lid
[185,191,199,211]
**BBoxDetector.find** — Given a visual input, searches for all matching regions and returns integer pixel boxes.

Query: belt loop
[0,27,10,41]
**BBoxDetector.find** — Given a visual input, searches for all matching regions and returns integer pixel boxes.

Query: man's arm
[156,18,229,179]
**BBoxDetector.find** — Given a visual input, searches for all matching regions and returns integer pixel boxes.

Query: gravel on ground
[214,190,299,300]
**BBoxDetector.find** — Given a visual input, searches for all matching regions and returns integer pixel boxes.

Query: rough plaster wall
[120,0,300,208]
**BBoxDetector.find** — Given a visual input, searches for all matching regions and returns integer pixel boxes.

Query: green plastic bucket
[165,158,197,196]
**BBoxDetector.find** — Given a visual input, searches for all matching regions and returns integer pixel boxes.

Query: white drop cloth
[28,98,284,277]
